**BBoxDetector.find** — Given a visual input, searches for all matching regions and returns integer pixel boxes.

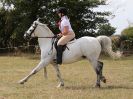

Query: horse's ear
[37,18,40,22]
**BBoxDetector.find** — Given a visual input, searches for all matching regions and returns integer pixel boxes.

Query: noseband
[27,22,38,37]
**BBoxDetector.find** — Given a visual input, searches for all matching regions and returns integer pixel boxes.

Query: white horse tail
[97,36,121,59]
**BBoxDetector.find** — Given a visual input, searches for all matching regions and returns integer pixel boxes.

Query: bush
[121,27,133,50]
[121,27,133,38]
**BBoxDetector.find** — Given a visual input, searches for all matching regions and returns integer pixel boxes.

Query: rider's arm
[62,26,69,35]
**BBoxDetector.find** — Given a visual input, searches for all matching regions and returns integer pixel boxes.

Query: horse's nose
[23,32,27,40]
[23,32,30,41]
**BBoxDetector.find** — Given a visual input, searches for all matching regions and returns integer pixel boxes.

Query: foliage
[121,27,133,50]
[0,8,16,47]
[97,23,116,36]
[121,27,133,38]
[0,0,111,49]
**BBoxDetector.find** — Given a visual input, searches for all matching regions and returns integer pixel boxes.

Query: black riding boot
[57,45,63,64]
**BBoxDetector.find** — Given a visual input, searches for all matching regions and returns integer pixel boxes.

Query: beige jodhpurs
[57,32,75,45]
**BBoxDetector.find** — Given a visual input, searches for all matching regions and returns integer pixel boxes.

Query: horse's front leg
[18,58,51,84]
[52,63,64,88]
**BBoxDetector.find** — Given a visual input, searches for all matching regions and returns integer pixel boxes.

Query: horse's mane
[36,21,54,35]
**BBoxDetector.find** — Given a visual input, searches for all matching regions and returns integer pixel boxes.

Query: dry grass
[0,54,133,99]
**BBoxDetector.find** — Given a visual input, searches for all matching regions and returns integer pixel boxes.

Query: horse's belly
[62,45,83,64]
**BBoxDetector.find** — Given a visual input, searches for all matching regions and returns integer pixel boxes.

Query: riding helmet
[57,7,67,15]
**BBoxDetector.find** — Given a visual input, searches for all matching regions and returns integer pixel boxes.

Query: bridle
[25,22,57,40]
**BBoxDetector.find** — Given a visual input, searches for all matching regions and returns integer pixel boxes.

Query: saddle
[54,37,75,52]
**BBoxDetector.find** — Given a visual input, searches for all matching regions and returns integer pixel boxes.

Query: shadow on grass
[64,85,92,90]
[101,85,133,90]
[63,84,133,90]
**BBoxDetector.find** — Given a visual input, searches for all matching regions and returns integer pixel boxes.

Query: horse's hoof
[102,78,106,83]
[18,81,24,84]
[95,84,101,88]
[18,79,26,84]
[101,76,106,83]
[57,83,64,88]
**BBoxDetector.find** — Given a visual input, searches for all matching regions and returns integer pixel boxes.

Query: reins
[32,35,57,55]
[36,36,57,38]
[31,34,57,39]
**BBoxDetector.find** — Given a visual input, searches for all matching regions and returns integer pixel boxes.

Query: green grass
[0,55,133,99]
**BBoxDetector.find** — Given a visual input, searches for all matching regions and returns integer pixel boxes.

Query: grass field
[0,54,133,99]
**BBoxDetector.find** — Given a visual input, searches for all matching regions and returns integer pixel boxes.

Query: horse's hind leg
[89,59,105,88]
[97,61,106,83]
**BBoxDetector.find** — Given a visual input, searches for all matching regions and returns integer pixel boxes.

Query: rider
[56,7,75,64]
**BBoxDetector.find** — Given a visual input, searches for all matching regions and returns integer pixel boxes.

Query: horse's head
[24,19,39,41]
[24,18,54,41]
[24,19,54,40]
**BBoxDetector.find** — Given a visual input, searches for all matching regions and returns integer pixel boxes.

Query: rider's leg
[57,34,75,45]
[56,45,64,64]
[56,34,75,65]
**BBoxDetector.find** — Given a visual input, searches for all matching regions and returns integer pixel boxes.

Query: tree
[0,0,111,49]
[38,0,110,38]
[97,23,116,36]
[0,8,16,48]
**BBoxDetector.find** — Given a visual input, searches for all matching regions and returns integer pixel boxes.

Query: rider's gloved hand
[57,33,62,38]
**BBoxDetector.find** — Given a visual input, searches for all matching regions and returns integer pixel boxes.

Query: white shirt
[59,16,74,33]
